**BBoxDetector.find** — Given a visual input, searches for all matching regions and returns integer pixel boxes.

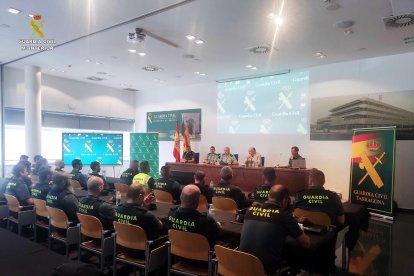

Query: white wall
[135,52,414,210]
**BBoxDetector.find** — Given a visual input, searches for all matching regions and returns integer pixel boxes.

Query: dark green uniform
[68,169,88,189]
[46,187,79,222]
[32,181,51,201]
[5,176,31,206]
[78,195,115,230]
[119,168,139,185]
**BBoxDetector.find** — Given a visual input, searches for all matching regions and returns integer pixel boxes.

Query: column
[24,65,42,161]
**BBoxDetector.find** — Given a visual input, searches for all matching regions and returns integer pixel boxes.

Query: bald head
[54,159,64,169]
[248,147,256,156]
[87,176,104,195]
[268,184,289,206]
[127,184,146,204]
[180,184,201,209]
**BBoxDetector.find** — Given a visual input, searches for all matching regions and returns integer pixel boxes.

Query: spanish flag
[183,121,191,149]
[173,121,181,162]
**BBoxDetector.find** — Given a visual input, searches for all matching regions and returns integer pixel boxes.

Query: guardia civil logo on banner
[349,127,396,218]
[130,133,159,179]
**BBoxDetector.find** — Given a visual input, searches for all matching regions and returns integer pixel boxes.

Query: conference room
[1,0,414,275]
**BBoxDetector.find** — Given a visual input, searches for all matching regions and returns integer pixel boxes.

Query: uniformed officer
[115,184,162,240]
[244,147,262,167]
[119,160,139,185]
[252,167,277,204]
[165,184,221,248]
[294,168,345,225]
[78,176,115,229]
[288,146,305,167]
[153,166,182,201]
[54,159,65,173]
[181,146,195,163]
[218,146,238,165]
[32,167,52,200]
[132,161,155,193]
[68,159,88,189]
[46,173,79,222]
[240,185,310,274]
[212,166,247,209]
[5,163,33,206]
[89,161,108,190]
[203,146,220,165]
[194,170,213,203]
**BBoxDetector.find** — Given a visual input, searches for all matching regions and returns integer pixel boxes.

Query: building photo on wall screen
[217,71,309,134]
[62,133,123,165]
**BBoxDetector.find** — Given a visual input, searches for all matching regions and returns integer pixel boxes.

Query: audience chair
[293,208,332,227]
[194,153,200,164]
[234,154,238,161]
[112,221,168,276]
[154,189,173,204]
[77,213,114,271]
[166,229,215,276]
[261,156,265,167]
[114,183,129,197]
[68,179,82,190]
[214,245,265,276]
[336,225,350,270]
[46,206,79,257]
[0,202,8,224]
[5,194,35,236]
[197,194,208,212]
[33,198,49,242]
[212,197,237,214]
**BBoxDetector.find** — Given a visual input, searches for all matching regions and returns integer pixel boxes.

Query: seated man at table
[294,168,345,225]
[165,184,221,248]
[68,159,88,189]
[181,146,195,163]
[133,161,155,193]
[32,166,53,200]
[89,161,108,190]
[194,170,213,203]
[5,163,34,206]
[46,173,79,222]
[244,147,262,167]
[240,185,310,274]
[115,184,163,240]
[78,176,116,229]
[252,167,277,204]
[54,159,65,173]
[218,146,238,165]
[212,166,247,209]
[119,160,139,185]
[154,166,182,202]
[288,146,305,167]
[203,146,220,164]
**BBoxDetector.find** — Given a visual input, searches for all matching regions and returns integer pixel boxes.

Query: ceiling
[1,0,414,92]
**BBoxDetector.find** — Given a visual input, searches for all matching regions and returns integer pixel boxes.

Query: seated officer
[5,163,33,206]
[165,184,221,248]
[89,161,108,190]
[194,170,213,204]
[132,161,155,193]
[212,166,247,209]
[240,185,310,274]
[68,159,88,189]
[78,176,115,230]
[218,146,238,165]
[32,166,53,200]
[181,146,195,163]
[294,168,345,225]
[54,159,65,173]
[115,184,163,240]
[46,173,79,222]
[252,167,277,204]
[288,146,305,167]
[154,166,182,202]
[203,146,220,165]
[119,160,139,185]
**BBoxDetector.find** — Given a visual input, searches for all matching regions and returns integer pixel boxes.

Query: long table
[166,162,311,196]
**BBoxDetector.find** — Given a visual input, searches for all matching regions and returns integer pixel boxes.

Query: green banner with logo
[130,133,159,179]
[349,127,396,217]
[146,109,201,141]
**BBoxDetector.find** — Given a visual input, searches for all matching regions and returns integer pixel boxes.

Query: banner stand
[370,213,394,223]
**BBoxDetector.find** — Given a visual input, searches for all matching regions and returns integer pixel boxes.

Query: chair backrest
[212,197,237,214]
[114,183,129,197]
[234,154,238,161]
[215,245,265,276]
[168,229,210,261]
[197,194,208,212]
[261,156,265,166]
[154,189,173,203]
[194,152,200,164]
[113,221,147,250]
[68,179,81,189]
[33,199,48,218]
[46,206,69,229]
[293,208,331,227]
[77,212,103,239]
[5,194,21,213]
[336,225,350,249]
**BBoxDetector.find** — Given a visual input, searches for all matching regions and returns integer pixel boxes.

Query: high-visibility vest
[133,173,151,192]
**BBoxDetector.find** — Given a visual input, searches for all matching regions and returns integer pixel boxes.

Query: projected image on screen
[62,133,123,165]
[217,71,309,134]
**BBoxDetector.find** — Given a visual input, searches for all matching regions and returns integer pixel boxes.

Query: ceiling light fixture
[199,73,206,76]
[138,52,146,56]
[186,35,195,40]
[195,39,204,44]
[251,67,257,70]
[95,61,102,65]
[194,72,200,75]
[246,65,252,68]
[85,59,92,62]
[274,17,284,26]
[315,52,323,56]
[319,54,327,58]
[28,14,35,18]
[61,70,66,73]
[8,8,21,14]
[267,13,275,18]
[128,49,136,53]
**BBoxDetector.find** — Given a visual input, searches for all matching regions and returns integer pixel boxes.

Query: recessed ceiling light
[95,61,102,65]
[195,39,204,44]
[28,14,34,18]
[85,59,92,62]
[186,35,195,40]
[252,67,258,70]
[97,72,107,75]
[274,17,284,26]
[128,49,136,53]
[246,65,253,68]
[138,52,146,56]
[49,68,57,71]
[199,73,206,76]
[8,8,21,14]
[319,54,327,58]
[194,72,200,75]
[315,52,323,56]
[61,70,66,73]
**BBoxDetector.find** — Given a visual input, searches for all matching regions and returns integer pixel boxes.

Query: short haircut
[13,163,27,177]
[160,166,170,177]
[19,155,29,161]
[263,167,276,182]
[34,155,43,162]
[220,166,233,181]
[194,170,205,181]
[268,184,289,203]
[310,168,325,186]
[127,184,145,200]
[72,159,82,168]
[39,167,52,182]
[210,146,215,149]
[87,176,104,192]
[52,173,69,190]
[140,161,149,172]
[90,161,100,171]
[291,146,299,152]
[180,184,201,209]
